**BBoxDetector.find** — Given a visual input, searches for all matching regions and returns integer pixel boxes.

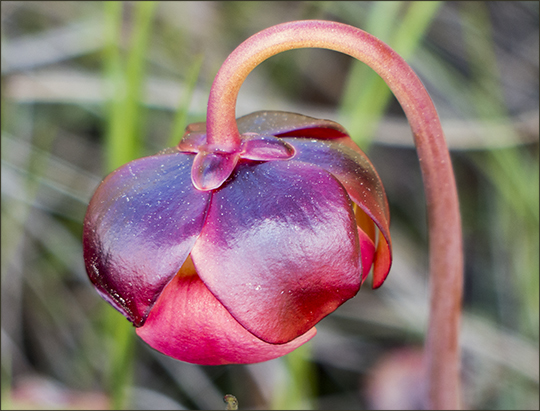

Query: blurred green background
[1,1,538,409]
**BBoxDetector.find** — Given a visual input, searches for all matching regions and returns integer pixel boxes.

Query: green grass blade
[460,2,539,338]
[104,1,158,172]
[103,1,124,172]
[105,308,137,410]
[271,342,317,410]
[340,1,403,113]
[339,1,443,147]
[101,2,158,409]
[168,53,205,147]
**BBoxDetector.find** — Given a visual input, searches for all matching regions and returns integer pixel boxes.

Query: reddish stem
[207,20,463,409]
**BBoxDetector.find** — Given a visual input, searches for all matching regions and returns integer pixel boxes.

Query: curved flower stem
[207,20,463,409]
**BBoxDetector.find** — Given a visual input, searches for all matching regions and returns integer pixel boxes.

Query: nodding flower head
[83,21,393,366]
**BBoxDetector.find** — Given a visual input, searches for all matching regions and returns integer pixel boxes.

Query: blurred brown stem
[206,20,463,409]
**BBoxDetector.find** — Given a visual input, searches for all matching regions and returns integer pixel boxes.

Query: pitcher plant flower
[83,20,462,409]
[84,110,392,362]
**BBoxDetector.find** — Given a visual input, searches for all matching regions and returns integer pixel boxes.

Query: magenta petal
[281,137,393,287]
[358,227,376,283]
[136,272,316,365]
[191,160,361,344]
[83,149,211,326]
[237,111,349,140]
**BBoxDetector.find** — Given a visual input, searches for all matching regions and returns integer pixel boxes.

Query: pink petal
[237,111,349,139]
[136,260,316,365]
[358,226,376,284]
[191,160,362,344]
[372,234,392,289]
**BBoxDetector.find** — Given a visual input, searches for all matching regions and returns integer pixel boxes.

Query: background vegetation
[2,1,538,409]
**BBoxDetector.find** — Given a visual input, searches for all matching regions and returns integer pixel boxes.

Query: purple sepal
[191,160,361,344]
[83,148,211,326]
